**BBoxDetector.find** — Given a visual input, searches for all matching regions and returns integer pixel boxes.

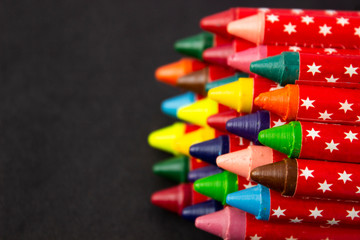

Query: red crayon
[227,12,360,49]
[151,183,209,215]
[255,84,360,125]
[252,158,360,202]
[207,110,245,132]
[201,7,360,39]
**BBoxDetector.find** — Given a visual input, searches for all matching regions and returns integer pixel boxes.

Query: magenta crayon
[255,84,360,125]
[252,158,360,201]
[216,145,286,180]
[200,7,360,38]
[228,45,360,73]
[227,12,360,49]
[227,184,360,227]
[196,206,360,240]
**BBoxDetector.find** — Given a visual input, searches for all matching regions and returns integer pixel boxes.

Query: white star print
[325,10,337,15]
[301,16,314,25]
[325,75,339,83]
[327,218,340,225]
[309,207,323,219]
[339,100,353,113]
[338,170,352,183]
[318,180,333,193]
[266,14,279,23]
[291,9,304,14]
[250,234,262,240]
[285,236,298,240]
[300,167,314,180]
[319,24,332,36]
[324,48,337,54]
[301,97,315,109]
[289,46,302,52]
[318,110,333,120]
[325,140,339,153]
[289,217,303,223]
[356,186,360,194]
[344,64,358,77]
[307,63,321,75]
[272,206,286,218]
[243,182,255,189]
[355,27,360,37]
[344,130,358,142]
[336,17,349,26]
[273,119,286,127]
[346,207,360,220]
[306,128,320,140]
[284,23,297,35]
[357,116,360,122]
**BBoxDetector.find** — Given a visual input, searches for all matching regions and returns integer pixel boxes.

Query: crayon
[207,109,245,132]
[227,12,360,49]
[174,32,231,60]
[189,134,252,165]
[251,51,360,88]
[251,158,360,201]
[226,110,287,144]
[216,145,286,180]
[151,183,209,215]
[161,92,202,118]
[259,121,360,162]
[208,76,282,113]
[255,84,360,125]
[193,171,255,205]
[148,122,200,155]
[181,199,223,222]
[204,75,243,93]
[176,65,236,95]
[227,184,360,227]
[200,7,360,38]
[155,58,206,86]
[176,98,230,127]
[187,165,223,183]
[152,155,209,183]
[228,45,360,74]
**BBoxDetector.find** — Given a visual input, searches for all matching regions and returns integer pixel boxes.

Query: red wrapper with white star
[295,85,360,125]
[295,159,360,201]
[229,134,253,152]
[238,175,256,190]
[262,12,360,49]
[297,53,360,88]
[299,121,360,162]
[245,212,360,240]
[268,189,360,226]
[270,113,288,128]
[265,45,360,56]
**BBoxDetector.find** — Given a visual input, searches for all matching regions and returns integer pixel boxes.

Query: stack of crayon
[148,6,360,239]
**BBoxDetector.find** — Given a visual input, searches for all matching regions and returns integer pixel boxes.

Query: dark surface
[1,0,358,239]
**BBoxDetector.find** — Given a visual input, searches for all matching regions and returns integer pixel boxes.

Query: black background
[1,0,359,239]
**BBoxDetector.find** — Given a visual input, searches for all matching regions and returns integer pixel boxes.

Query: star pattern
[273,119,286,127]
[307,63,321,75]
[319,24,332,36]
[289,217,303,223]
[324,140,339,152]
[325,75,339,83]
[327,218,340,225]
[344,64,358,77]
[272,206,286,218]
[285,236,298,240]
[318,180,332,193]
[301,97,315,109]
[346,207,360,220]
[324,48,337,54]
[309,207,323,219]
[355,27,360,37]
[300,167,314,180]
[338,171,352,184]
[318,110,333,120]
[344,130,358,142]
[266,14,279,23]
[336,17,349,26]
[356,186,360,194]
[250,234,262,240]
[306,128,320,140]
[284,22,297,35]
[301,16,314,25]
[339,100,353,113]
[243,181,256,189]
[289,46,302,51]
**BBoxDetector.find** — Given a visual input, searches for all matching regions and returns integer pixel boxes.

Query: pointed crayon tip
[203,44,235,66]
[148,122,186,155]
[189,135,229,165]
[177,68,208,95]
[227,46,265,73]
[174,32,214,60]
[161,92,196,118]
[152,155,189,183]
[182,199,223,222]
[187,165,223,182]
[227,13,263,44]
[151,183,192,215]
[193,171,238,205]
[207,110,242,132]
[204,74,243,93]
[177,98,219,127]
[200,9,236,37]
[174,127,215,156]
[195,206,246,239]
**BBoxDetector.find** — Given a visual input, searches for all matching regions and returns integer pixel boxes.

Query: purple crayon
[187,165,223,182]
[181,199,223,222]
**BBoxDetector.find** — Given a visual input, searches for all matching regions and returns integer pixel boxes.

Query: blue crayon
[182,200,223,222]
[161,92,197,118]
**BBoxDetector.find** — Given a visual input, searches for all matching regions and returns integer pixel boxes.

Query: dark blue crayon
[182,199,223,222]
[187,165,223,182]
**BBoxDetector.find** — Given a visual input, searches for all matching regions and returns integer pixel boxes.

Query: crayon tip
[226,185,270,219]
[148,122,186,155]
[203,44,235,66]
[258,121,301,158]
[177,98,219,127]
[151,183,192,215]
[177,68,208,95]
[200,9,236,37]
[226,110,270,144]
[187,165,223,182]
[227,46,265,73]
[204,74,243,93]
[208,78,253,113]
[193,171,238,205]
[207,110,241,132]
[227,13,263,45]
[189,135,229,165]
[174,32,214,60]
[161,92,196,118]
[174,127,215,156]
[152,155,189,183]
[182,199,223,222]
[195,206,246,239]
